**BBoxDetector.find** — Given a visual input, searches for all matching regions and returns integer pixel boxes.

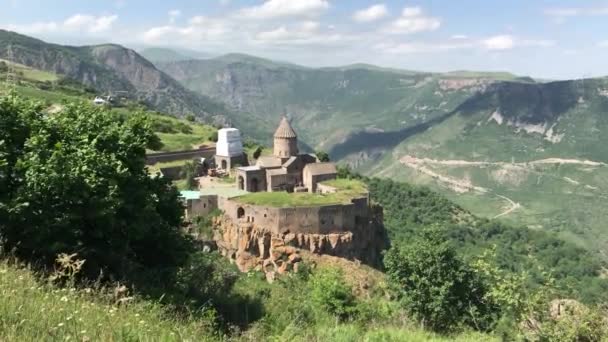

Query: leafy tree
[252,146,263,159]
[181,161,201,190]
[384,228,497,332]
[315,150,330,162]
[0,94,190,280]
[310,268,357,320]
[0,61,7,73]
[185,113,196,122]
[210,131,218,142]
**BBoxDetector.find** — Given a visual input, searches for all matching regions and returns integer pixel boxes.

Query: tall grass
[0,260,217,341]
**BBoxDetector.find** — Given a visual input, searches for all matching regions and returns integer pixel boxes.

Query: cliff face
[212,205,387,280]
[0,30,229,122]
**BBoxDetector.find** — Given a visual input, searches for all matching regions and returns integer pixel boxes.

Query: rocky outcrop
[0,29,227,122]
[212,206,387,280]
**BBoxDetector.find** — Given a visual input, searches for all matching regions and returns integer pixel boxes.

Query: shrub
[315,150,330,162]
[309,268,358,320]
[384,228,498,332]
[0,95,190,282]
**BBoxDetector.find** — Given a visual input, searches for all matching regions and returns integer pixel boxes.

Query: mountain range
[2,29,608,259]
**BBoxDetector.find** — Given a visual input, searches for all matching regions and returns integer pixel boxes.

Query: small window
[203,203,207,208]
[264,214,267,218]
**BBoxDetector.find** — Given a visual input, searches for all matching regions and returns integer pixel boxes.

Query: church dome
[274,116,297,139]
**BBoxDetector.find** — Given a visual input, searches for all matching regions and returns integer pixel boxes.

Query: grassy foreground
[0,260,217,341]
[0,259,499,342]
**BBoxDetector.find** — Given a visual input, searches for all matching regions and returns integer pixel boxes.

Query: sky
[1,0,608,79]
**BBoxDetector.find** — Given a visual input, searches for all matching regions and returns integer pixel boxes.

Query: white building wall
[216,128,244,157]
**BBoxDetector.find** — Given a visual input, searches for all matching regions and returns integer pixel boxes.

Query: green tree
[252,146,263,159]
[384,228,497,332]
[315,150,330,162]
[310,268,357,320]
[0,94,190,280]
[185,113,196,122]
[181,161,201,190]
[210,131,218,142]
[0,61,8,73]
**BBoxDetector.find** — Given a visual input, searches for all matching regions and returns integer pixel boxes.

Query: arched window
[251,178,259,192]
[237,207,245,219]
[221,160,227,170]
[238,176,245,190]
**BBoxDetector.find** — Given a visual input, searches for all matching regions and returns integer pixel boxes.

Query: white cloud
[481,35,555,50]
[377,35,555,54]
[451,34,468,40]
[142,16,233,45]
[598,40,608,47]
[239,0,329,19]
[353,4,388,23]
[168,9,181,24]
[254,21,346,46]
[384,7,440,34]
[545,6,608,17]
[482,35,515,50]
[5,14,118,34]
[376,41,472,54]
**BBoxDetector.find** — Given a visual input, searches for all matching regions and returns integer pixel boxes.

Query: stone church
[236,117,337,193]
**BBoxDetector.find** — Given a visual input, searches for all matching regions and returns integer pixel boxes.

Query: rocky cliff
[212,205,387,281]
[0,30,228,122]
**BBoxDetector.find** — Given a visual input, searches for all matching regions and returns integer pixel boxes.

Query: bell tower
[273,116,298,159]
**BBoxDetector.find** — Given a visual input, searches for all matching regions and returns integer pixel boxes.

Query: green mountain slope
[159,55,526,148]
[0,30,229,123]
[355,78,608,258]
[160,54,608,259]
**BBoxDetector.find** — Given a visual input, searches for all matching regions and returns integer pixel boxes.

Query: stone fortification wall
[218,196,369,235]
[212,201,388,277]
[185,195,218,220]
[146,148,215,165]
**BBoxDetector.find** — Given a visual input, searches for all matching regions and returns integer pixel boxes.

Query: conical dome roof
[273,116,297,138]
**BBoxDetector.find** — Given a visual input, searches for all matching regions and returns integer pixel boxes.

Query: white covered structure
[215,128,247,171]
[216,128,244,157]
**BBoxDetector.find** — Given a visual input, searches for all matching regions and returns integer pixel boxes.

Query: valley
[3,27,606,260]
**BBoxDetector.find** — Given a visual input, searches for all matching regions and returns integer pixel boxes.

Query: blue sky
[1,0,608,79]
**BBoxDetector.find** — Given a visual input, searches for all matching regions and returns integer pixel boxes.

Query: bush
[315,150,330,162]
[309,268,358,320]
[384,228,498,332]
[0,95,190,282]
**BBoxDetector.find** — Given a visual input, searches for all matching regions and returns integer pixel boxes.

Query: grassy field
[320,178,368,194]
[0,260,216,341]
[235,190,358,207]
[0,259,499,342]
[0,58,59,82]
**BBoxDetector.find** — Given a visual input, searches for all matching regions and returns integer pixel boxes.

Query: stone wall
[219,196,369,235]
[146,148,215,165]
[185,195,219,220]
[212,200,388,277]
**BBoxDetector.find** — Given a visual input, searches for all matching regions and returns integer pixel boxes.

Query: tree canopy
[0,94,190,279]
